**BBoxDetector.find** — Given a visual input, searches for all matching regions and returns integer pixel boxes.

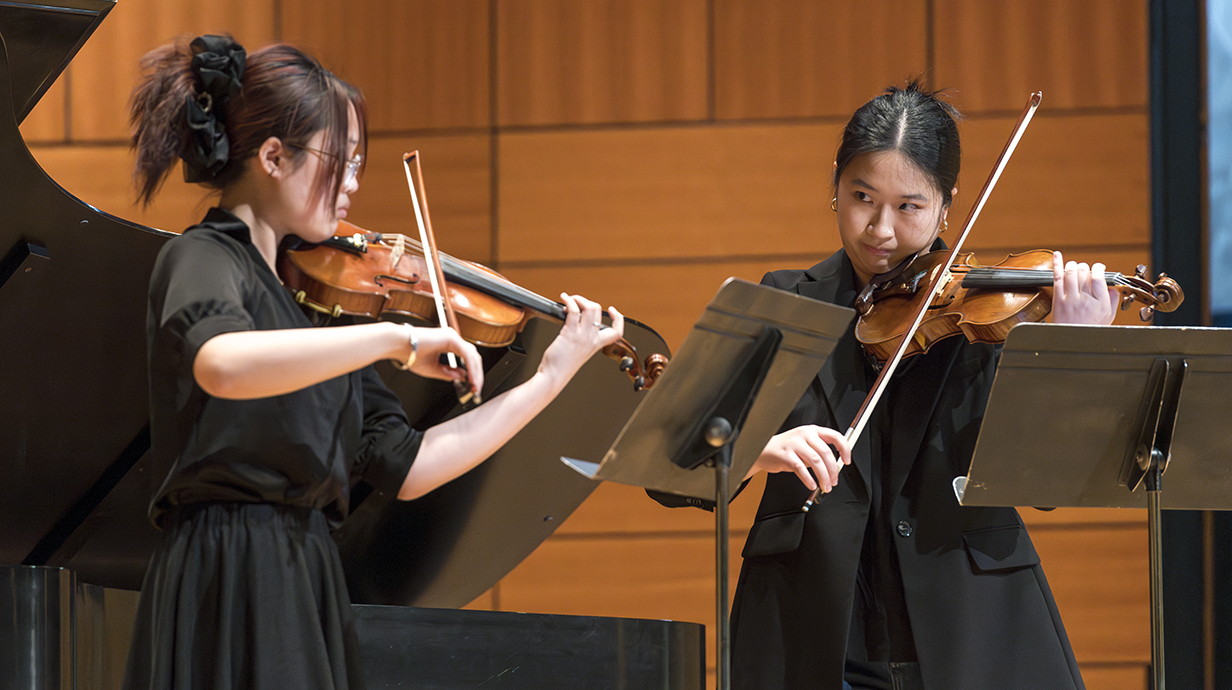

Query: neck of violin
[961,267,1125,289]
[439,254,567,321]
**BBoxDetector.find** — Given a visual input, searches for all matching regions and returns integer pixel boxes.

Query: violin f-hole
[374,273,418,287]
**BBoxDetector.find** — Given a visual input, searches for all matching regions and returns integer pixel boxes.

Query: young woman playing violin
[123,36,623,690]
[729,82,1114,690]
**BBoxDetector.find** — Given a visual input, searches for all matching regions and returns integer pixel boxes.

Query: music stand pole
[709,427,733,690]
[1146,464,1165,690]
[678,326,782,690]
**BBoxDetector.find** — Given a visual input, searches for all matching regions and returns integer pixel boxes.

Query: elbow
[396,473,432,501]
[194,365,240,399]
[192,342,244,399]
[398,430,441,501]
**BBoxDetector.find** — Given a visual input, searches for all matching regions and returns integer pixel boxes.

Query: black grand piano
[0,1,702,687]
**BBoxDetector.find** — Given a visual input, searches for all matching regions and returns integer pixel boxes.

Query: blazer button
[896,521,913,537]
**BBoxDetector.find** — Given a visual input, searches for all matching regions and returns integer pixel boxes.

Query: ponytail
[129,37,199,206]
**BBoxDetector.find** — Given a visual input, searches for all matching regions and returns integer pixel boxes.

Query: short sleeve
[149,234,255,377]
[351,366,421,496]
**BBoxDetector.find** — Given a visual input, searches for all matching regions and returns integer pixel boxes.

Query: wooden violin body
[281,226,526,347]
[279,221,667,390]
[854,249,1185,362]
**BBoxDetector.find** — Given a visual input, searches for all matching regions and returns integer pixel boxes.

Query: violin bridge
[390,234,405,271]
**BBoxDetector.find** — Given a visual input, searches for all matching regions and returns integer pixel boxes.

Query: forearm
[399,370,563,500]
[194,321,410,399]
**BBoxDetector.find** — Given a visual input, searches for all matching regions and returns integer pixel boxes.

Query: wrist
[392,323,418,371]
[529,365,569,400]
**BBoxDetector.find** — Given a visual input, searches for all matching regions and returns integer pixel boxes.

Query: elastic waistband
[165,501,324,532]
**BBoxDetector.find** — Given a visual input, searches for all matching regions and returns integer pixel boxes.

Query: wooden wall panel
[499,535,738,619]
[66,0,276,141]
[1031,525,1151,661]
[496,0,709,126]
[1082,665,1150,690]
[714,0,929,120]
[349,133,492,263]
[934,0,1148,112]
[498,124,841,265]
[282,0,490,132]
[1023,507,1147,527]
[953,113,1149,252]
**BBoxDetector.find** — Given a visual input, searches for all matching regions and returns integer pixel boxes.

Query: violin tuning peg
[1135,264,1148,280]
[1119,293,1134,311]
[1139,306,1154,322]
[619,356,634,373]
[633,375,645,391]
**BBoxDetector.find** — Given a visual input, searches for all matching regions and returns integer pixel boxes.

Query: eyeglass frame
[284,142,363,183]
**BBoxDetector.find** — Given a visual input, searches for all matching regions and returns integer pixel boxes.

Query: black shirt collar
[185,207,252,244]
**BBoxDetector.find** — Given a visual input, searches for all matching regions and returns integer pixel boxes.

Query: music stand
[954,323,1232,690]
[563,278,854,690]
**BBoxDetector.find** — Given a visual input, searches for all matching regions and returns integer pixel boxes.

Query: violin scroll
[1121,265,1183,321]
[604,339,668,391]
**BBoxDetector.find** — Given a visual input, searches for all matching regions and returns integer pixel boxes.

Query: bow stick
[403,151,479,405]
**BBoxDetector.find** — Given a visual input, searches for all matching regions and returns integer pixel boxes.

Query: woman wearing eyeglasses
[122,35,623,690]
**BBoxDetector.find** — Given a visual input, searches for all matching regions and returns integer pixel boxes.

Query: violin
[277,221,667,391]
[853,249,1185,362]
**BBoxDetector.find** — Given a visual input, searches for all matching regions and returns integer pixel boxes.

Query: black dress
[726,248,1085,690]
[123,209,422,690]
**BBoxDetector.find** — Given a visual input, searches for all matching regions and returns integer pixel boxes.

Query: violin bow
[403,151,479,405]
[803,91,1042,510]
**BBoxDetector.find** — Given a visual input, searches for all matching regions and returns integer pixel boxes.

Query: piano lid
[0,0,115,124]
[0,4,170,587]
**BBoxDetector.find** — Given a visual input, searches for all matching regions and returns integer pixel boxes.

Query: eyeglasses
[286,142,363,183]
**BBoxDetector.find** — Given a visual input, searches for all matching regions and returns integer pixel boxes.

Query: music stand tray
[563,277,854,690]
[956,322,1232,690]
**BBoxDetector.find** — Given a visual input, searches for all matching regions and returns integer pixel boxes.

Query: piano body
[0,1,702,687]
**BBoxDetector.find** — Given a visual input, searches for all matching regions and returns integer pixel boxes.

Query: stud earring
[942,218,948,233]
[831,196,838,212]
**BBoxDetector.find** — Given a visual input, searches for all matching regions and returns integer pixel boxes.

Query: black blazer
[728,250,1085,690]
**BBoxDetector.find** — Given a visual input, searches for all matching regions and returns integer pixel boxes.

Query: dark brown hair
[130,36,367,208]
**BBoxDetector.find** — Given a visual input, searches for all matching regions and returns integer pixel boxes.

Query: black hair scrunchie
[183,35,246,182]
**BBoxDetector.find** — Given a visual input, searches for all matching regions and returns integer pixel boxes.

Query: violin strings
[372,233,566,320]
[961,267,1128,288]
